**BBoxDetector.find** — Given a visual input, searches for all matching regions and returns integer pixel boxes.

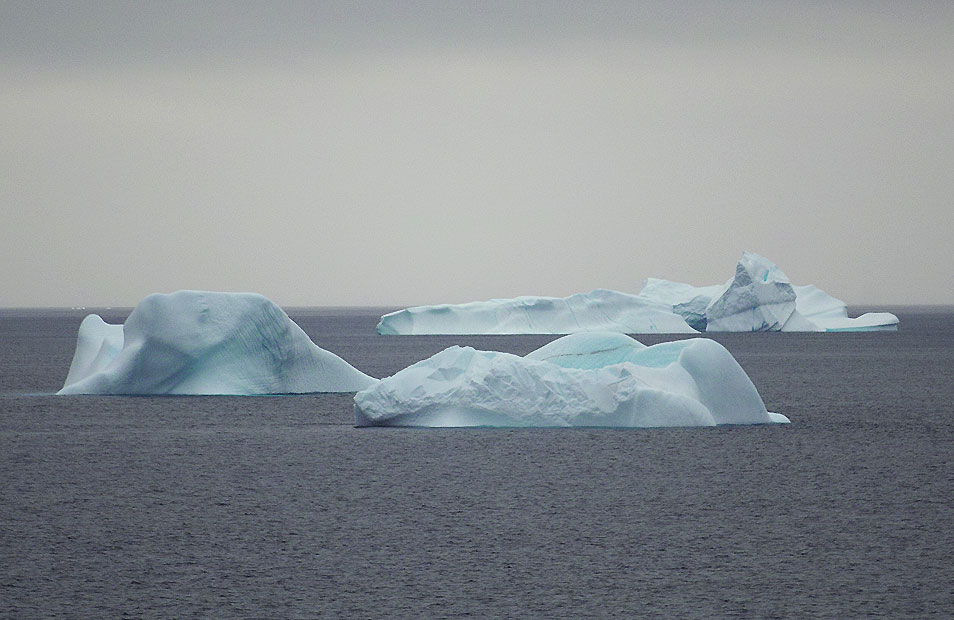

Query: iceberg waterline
[355,332,789,428]
[690,253,898,333]
[377,252,899,334]
[57,292,787,428]
[376,289,698,335]
[61,314,124,389]
[58,291,376,395]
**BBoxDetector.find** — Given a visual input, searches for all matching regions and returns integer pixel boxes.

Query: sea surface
[1,307,952,618]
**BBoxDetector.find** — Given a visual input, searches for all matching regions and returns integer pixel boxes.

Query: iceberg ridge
[642,252,899,333]
[355,332,788,428]
[59,291,376,395]
[378,252,898,334]
[377,289,697,335]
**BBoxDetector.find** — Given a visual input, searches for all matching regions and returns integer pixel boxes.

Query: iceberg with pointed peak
[705,251,799,331]
[640,252,899,332]
[378,252,897,335]
[376,289,697,335]
[354,332,788,428]
[61,314,125,389]
[59,291,376,395]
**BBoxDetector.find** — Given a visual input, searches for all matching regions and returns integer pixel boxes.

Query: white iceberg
[705,251,800,332]
[791,284,850,322]
[61,314,125,388]
[354,332,789,428]
[638,278,727,332]
[640,252,899,332]
[791,284,898,331]
[524,331,647,368]
[59,291,376,395]
[376,289,697,335]
[379,252,897,335]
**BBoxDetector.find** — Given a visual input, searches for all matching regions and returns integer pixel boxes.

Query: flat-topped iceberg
[790,284,898,331]
[378,252,897,334]
[59,291,376,395]
[354,332,788,428]
[377,289,697,335]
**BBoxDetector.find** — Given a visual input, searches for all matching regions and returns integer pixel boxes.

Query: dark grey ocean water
[1,307,952,618]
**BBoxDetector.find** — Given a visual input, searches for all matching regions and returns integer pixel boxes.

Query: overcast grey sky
[2,1,952,307]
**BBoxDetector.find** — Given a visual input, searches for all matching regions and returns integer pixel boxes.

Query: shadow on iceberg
[58,291,376,395]
[640,251,899,332]
[354,332,789,428]
[376,252,898,335]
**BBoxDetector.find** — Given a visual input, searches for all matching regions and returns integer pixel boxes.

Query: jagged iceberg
[376,289,697,335]
[377,252,897,334]
[354,332,789,428]
[705,251,800,331]
[642,252,899,332]
[58,291,376,395]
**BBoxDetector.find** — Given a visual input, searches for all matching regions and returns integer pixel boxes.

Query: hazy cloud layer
[3,2,952,306]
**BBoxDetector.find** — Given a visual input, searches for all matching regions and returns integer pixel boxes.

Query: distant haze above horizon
[2,1,952,307]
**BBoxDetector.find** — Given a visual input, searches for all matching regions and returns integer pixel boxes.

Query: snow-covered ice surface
[376,289,697,335]
[59,291,376,395]
[354,332,788,428]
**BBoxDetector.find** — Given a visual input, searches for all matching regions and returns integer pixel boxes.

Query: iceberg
[792,284,850,322]
[800,311,900,332]
[376,289,697,335]
[524,331,647,369]
[61,314,125,388]
[59,291,376,395]
[379,252,897,335]
[640,252,899,332]
[791,284,898,331]
[638,278,727,332]
[704,252,799,332]
[354,332,789,428]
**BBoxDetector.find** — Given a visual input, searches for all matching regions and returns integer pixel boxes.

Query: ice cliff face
[376,289,697,335]
[642,253,899,333]
[354,332,789,428]
[59,291,376,395]
[61,314,125,389]
[705,252,799,332]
